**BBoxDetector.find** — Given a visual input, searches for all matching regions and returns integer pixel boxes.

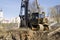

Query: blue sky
[0,0,60,19]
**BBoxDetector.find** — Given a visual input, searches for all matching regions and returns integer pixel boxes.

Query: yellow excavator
[19,0,49,31]
[29,12,49,31]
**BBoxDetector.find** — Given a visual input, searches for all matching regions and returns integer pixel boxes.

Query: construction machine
[19,0,49,31]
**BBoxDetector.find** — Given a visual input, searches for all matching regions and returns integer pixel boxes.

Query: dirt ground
[0,28,60,40]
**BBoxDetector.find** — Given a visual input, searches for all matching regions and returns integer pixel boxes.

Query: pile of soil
[0,28,60,40]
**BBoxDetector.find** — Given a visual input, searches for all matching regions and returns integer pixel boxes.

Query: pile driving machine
[19,0,49,31]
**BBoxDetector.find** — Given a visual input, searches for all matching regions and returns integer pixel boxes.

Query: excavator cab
[30,13,40,30]
[31,12,45,25]
[31,13,39,25]
[30,12,45,31]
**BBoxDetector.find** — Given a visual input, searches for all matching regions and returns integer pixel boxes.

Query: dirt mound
[0,28,60,40]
